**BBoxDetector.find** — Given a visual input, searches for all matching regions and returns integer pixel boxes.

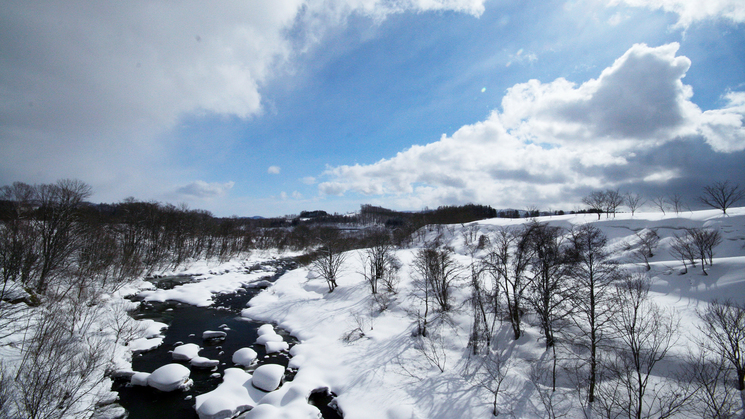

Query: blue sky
[1,0,744,217]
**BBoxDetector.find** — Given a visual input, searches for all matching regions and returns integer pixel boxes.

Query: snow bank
[128,337,163,353]
[147,364,192,392]
[130,372,151,387]
[203,330,227,341]
[264,341,289,353]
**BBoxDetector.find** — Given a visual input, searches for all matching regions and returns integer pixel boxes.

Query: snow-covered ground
[237,208,745,418]
[4,210,744,418]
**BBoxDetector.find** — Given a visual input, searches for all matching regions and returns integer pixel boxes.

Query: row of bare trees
[582,181,744,219]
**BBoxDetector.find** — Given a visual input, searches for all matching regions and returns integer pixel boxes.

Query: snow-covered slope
[242,208,745,418]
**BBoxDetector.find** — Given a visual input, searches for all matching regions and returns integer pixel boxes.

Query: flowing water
[112,259,342,419]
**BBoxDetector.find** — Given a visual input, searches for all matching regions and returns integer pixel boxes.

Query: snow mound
[148,364,192,392]
[264,341,289,354]
[130,372,151,387]
[257,324,275,336]
[255,333,283,345]
[195,368,265,419]
[129,337,163,354]
[232,348,257,367]
[172,343,201,361]
[251,364,285,392]
[191,356,220,368]
[196,396,243,419]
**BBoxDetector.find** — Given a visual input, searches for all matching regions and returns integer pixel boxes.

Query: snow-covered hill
[240,208,745,418]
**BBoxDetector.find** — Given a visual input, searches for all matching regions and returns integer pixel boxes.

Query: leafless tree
[651,196,668,215]
[604,189,624,218]
[476,343,513,416]
[35,179,92,295]
[567,224,619,406]
[685,227,722,275]
[530,359,570,419]
[685,350,740,419]
[699,180,745,215]
[669,233,698,274]
[633,228,660,271]
[360,232,399,295]
[483,227,532,340]
[697,300,745,414]
[625,193,646,217]
[668,193,686,215]
[601,275,690,419]
[311,229,347,292]
[582,191,606,220]
[412,244,461,314]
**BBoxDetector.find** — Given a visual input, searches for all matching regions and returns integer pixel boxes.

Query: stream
[112,259,342,419]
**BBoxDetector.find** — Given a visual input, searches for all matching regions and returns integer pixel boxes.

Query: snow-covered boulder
[255,333,283,345]
[203,330,227,341]
[251,364,285,392]
[147,364,192,392]
[264,341,289,353]
[130,372,151,387]
[191,356,220,369]
[196,396,242,419]
[172,343,201,361]
[232,348,257,367]
[256,324,275,336]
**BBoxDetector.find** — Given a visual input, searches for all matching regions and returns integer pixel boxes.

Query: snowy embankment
[239,208,745,419]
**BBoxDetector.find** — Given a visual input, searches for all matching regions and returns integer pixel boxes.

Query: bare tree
[699,181,745,215]
[633,228,660,271]
[697,300,745,415]
[625,193,645,217]
[668,193,686,215]
[604,189,624,218]
[651,196,668,215]
[686,227,722,275]
[669,233,698,274]
[602,276,689,419]
[483,227,532,340]
[34,179,93,295]
[686,350,740,419]
[582,191,606,220]
[476,343,513,416]
[567,224,619,406]
[360,232,399,295]
[311,230,347,292]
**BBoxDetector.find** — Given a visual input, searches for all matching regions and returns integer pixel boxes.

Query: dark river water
[112,260,342,419]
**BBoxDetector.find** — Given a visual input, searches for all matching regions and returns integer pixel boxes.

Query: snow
[147,363,192,392]
[255,332,283,345]
[257,324,275,336]
[128,336,163,353]
[232,348,258,367]
[129,372,151,387]
[251,364,285,392]
[172,343,201,361]
[264,341,289,353]
[191,356,220,368]
[235,208,745,418]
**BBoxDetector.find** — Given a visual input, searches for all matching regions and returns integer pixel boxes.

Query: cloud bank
[0,0,485,202]
[319,43,745,209]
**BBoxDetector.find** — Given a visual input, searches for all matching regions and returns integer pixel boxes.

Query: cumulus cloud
[0,0,485,200]
[176,181,235,199]
[268,166,282,175]
[319,43,745,209]
[609,0,745,28]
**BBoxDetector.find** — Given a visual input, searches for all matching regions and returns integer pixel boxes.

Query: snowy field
[6,209,743,419]
[236,208,745,418]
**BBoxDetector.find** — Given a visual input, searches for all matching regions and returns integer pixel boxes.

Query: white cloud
[319,43,745,209]
[0,0,485,201]
[609,0,745,28]
[268,166,282,175]
[301,176,317,185]
[176,180,235,199]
